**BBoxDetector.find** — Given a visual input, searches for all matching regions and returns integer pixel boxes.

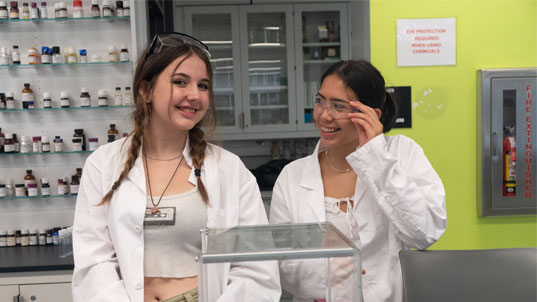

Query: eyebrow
[317,93,350,103]
[173,73,210,83]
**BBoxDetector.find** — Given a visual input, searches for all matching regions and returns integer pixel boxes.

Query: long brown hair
[99,44,216,205]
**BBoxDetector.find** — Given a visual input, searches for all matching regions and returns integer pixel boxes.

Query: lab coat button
[135,225,142,232]
[135,283,143,290]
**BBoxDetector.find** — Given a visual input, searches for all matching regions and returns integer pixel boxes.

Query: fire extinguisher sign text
[525,85,533,199]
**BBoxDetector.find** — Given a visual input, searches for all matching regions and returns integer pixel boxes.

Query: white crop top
[143,186,207,278]
[324,196,361,248]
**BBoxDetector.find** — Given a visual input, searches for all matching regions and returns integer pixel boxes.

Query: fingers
[347,101,383,144]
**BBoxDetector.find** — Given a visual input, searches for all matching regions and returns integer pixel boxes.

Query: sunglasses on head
[146,32,211,60]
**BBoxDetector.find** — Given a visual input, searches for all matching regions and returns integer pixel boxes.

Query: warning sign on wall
[397,18,456,67]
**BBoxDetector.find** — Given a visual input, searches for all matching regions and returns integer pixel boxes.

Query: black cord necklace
[144,152,184,214]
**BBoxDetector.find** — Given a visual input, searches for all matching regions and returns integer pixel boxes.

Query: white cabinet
[0,271,72,302]
[0,1,147,230]
[0,285,19,302]
[182,2,351,140]
[19,283,72,302]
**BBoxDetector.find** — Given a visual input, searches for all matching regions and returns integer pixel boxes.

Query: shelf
[0,195,77,201]
[302,42,341,47]
[1,105,133,112]
[0,16,130,23]
[248,43,286,48]
[215,106,234,111]
[0,151,92,156]
[0,61,132,70]
[250,86,288,92]
[251,105,289,110]
[303,59,340,64]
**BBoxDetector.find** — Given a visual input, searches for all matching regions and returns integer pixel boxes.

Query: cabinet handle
[239,113,245,129]
[492,131,498,156]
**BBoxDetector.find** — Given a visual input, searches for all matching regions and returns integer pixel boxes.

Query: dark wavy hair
[320,60,398,132]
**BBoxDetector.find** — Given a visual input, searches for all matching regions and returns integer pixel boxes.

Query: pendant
[151,206,161,214]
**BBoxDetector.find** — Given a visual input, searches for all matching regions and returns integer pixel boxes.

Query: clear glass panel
[301,10,342,124]
[191,13,236,127]
[502,89,517,197]
[247,12,289,126]
[198,222,362,302]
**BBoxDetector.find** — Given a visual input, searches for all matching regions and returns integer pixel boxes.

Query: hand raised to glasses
[347,101,383,147]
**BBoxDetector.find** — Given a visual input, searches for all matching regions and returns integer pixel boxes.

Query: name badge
[144,207,176,226]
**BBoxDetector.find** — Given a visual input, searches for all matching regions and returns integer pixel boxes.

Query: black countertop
[0,245,74,273]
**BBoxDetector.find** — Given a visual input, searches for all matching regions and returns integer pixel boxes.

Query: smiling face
[146,54,211,134]
[314,74,360,149]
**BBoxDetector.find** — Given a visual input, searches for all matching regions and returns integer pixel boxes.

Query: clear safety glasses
[313,94,358,119]
[146,32,211,60]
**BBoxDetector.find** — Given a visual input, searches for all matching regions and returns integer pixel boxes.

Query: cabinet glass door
[184,7,242,133]
[240,5,296,133]
[295,3,350,131]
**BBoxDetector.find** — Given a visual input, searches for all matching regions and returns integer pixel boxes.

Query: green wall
[370,0,537,249]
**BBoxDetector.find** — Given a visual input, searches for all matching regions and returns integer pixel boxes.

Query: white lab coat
[269,134,446,302]
[72,136,281,302]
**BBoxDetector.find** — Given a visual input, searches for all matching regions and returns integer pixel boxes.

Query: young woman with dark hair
[270,60,446,302]
[72,33,280,302]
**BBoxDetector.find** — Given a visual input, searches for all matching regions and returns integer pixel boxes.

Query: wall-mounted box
[477,68,537,216]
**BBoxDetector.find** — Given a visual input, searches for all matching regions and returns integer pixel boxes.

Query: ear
[138,80,152,103]
[374,108,382,119]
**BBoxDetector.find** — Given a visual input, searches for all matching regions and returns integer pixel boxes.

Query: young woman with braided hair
[72,33,280,302]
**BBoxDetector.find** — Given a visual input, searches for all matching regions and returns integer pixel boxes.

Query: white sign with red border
[397,18,456,67]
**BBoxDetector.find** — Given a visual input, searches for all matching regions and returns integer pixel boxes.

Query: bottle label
[4,144,15,152]
[60,98,70,107]
[89,141,99,151]
[120,52,129,62]
[32,142,41,153]
[12,52,20,63]
[59,9,67,18]
[80,56,87,63]
[30,8,39,19]
[28,55,38,64]
[91,8,100,17]
[9,11,19,19]
[73,10,82,18]
[98,97,108,106]
[15,187,25,197]
[123,8,130,17]
[22,92,34,102]
[29,236,37,245]
[41,8,47,18]
[103,8,112,17]
[6,100,15,109]
[43,100,52,108]
[41,54,51,64]
[73,142,82,151]
[57,185,67,195]
[52,54,62,64]
[108,53,118,62]
[21,143,32,153]
[28,187,38,196]
[41,187,50,196]
[42,143,50,152]
[68,55,77,64]
[114,95,122,105]
[0,56,8,65]
[54,142,64,152]
[0,187,6,197]
[0,10,8,19]
[70,184,79,194]
[80,96,91,107]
